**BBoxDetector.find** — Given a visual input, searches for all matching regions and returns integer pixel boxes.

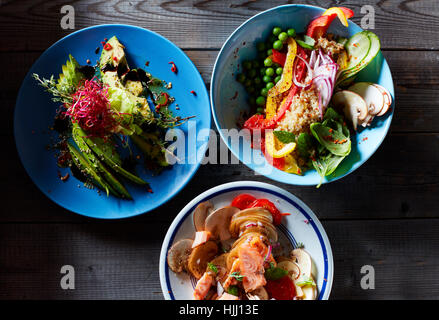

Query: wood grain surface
[1,0,438,300]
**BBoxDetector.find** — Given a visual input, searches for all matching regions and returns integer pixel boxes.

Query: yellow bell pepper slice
[284,154,302,175]
[323,7,349,27]
[266,38,297,119]
[265,131,296,159]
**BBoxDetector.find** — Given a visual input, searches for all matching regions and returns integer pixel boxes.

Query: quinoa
[316,36,346,65]
[276,86,320,135]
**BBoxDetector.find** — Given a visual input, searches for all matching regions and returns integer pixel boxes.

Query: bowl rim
[13,24,211,219]
[210,4,394,186]
[159,180,334,300]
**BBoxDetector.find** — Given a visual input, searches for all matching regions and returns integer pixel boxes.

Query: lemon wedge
[265,131,296,158]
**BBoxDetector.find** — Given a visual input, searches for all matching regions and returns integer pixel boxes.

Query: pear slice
[348,82,385,116]
[332,90,368,131]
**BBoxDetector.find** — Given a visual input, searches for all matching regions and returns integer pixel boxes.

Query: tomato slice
[243,114,267,131]
[231,194,257,210]
[248,198,283,225]
[271,49,286,66]
[265,276,296,300]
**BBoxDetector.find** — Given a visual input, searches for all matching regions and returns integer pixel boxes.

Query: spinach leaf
[310,122,351,157]
[297,132,314,159]
[273,130,296,144]
[264,264,288,281]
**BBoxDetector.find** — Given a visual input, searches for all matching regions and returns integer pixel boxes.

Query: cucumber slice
[337,31,381,87]
[344,32,371,71]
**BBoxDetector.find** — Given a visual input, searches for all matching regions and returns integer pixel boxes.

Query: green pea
[287,28,296,37]
[257,42,266,52]
[256,107,264,113]
[266,82,275,90]
[256,96,266,106]
[254,77,262,86]
[276,67,283,75]
[268,35,277,43]
[266,49,273,56]
[273,40,283,50]
[272,27,282,37]
[248,69,257,78]
[237,73,246,83]
[264,58,273,67]
[243,60,252,70]
[265,67,275,77]
[260,67,267,76]
[260,88,269,97]
[278,32,288,42]
[263,75,272,83]
[274,75,282,83]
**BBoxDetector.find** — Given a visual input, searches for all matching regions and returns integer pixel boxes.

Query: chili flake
[155,92,170,111]
[190,90,196,95]
[169,61,177,73]
[103,43,113,51]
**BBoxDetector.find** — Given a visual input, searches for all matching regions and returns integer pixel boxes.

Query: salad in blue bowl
[211,5,394,186]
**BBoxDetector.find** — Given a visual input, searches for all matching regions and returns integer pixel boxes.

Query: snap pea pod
[131,132,169,167]
[67,141,119,197]
[81,134,148,186]
[72,126,132,199]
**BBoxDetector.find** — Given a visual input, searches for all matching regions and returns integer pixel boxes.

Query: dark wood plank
[1,0,439,51]
[3,50,439,134]
[1,219,438,299]
[2,131,438,222]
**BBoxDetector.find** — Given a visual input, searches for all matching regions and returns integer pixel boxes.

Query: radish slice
[348,82,385,116]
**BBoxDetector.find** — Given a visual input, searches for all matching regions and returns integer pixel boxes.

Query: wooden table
[1,0,438,300]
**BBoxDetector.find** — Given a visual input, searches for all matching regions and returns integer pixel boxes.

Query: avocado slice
[100,37,153,120]
[100,36,128,71]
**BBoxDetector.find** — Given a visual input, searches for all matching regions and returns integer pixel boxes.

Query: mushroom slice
[332,90,368,131]
[167,239,194,273]
[277,260,301,280]
[372,83,393,115]
[247,286,269,300]
[290,248,313,278]
[193,201,214,232]
[348,82,385,116]
[187,240,218,279]
[205,206,240,241]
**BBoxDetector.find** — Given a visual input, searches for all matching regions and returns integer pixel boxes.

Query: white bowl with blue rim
[210,4,394,186]
[159,181,333,300]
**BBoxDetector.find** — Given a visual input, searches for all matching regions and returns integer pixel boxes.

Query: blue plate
[211,5,394,186]
[14,25,211,219]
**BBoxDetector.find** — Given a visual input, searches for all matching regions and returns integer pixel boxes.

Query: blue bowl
[14,25,211,219]
[211,4,394,186]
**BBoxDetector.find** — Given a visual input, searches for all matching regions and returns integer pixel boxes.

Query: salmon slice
[223,258,240,289]
[218,292,239,300]
[192,231,211,248]
[238,242,267,292]
[193,272,214,300]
